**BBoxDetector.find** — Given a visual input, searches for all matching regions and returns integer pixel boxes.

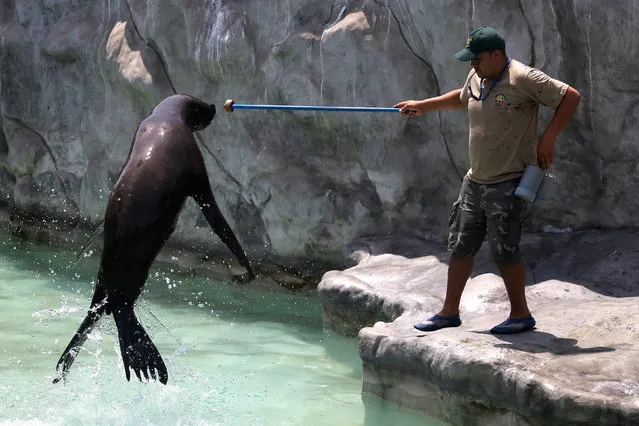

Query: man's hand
[537,134,556,170]
[393,90,465,117]
[393,100,423,117]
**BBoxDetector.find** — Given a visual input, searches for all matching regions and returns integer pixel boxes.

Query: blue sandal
[414,313,462,332]
[490,314,536,334]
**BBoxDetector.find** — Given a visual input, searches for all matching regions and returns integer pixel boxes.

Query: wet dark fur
[54,94,255,384]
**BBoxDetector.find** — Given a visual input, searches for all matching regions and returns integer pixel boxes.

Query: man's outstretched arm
[394,89,465,117]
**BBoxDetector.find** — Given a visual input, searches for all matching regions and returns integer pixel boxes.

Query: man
[393,27,581,334]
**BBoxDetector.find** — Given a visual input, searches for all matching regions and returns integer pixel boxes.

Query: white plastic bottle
[515,165,545,202]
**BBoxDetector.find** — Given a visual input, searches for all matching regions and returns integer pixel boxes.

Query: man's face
[470,51,502,79]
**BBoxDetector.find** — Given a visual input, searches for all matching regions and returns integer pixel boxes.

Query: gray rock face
[2,1,639,422]
[319,230,639,425]
[1,1,637,268]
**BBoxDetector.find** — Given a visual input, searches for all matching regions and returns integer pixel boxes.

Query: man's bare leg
[414,254,474,331]
[490,260,535,334]
[497,261,530,318]
[439,255,475,316]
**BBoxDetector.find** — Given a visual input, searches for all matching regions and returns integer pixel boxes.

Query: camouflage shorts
[448,174,529,264]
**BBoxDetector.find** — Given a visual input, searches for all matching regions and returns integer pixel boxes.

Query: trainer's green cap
[455,27,506,61]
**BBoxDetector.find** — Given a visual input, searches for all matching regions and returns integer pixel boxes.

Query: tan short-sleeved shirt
[459,59,568,184]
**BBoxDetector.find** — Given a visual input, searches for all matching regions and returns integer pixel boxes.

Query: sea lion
[54,94,255,385]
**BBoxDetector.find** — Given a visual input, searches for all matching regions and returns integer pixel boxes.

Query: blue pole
[224,99,400,113]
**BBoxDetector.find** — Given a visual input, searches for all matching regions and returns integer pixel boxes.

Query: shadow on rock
[521,229,639,298]
[472,330,617,355]
[346,229,639,298]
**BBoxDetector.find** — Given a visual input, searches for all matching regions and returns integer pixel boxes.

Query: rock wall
[1,0,637,267]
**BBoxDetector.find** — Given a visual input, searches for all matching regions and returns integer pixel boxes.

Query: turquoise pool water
[0,232,444,425]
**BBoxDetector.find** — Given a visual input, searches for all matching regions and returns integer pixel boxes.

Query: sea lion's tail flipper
[113,307,168,384]
[193,187,256,279]
[53,281,108,384]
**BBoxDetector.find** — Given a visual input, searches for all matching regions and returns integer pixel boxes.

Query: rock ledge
[319,230,639,425]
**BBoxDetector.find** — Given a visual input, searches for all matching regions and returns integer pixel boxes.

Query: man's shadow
[471,330,618,355]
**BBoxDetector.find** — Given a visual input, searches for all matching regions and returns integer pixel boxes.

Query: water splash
[0,234,440,425]
[32,295,83,320]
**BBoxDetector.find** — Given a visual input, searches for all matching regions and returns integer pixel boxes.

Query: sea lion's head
[155,94,216,131]
[181,95,216,131]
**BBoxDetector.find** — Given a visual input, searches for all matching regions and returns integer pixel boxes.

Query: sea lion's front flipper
[193,185,256,279]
